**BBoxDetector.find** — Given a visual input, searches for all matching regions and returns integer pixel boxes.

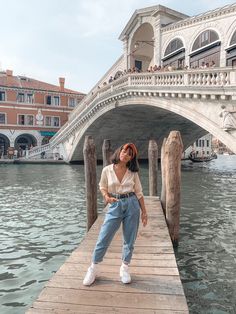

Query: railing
[28,143,51,158]
[69,68,234,120]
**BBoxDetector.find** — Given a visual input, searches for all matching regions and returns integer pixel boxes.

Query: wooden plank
[70,251,175,260]
[34,287,188,311]
[27,302,188,314]
[65,256,177,268]
[26,197,189,314]
[57,263,179,276]
[46,274,185,295]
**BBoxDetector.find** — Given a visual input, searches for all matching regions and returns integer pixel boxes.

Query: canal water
[0,155,235,314]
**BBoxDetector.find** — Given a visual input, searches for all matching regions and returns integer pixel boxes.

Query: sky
[0,0,235,93]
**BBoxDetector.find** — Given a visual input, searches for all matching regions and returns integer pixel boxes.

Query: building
[212,137,234,154]
[97,3,236,82]
[184,134,213,159]
[0,70,85,158]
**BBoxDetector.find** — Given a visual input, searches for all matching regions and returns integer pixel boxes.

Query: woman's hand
[141,211,148,227]
[104,195,118,204]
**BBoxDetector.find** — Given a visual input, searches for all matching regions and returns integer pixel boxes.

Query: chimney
[59,77,65,91]
[6,69,14,85]
[6,69,13,76]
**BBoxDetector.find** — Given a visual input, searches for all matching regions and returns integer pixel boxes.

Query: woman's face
[119,148,132,163]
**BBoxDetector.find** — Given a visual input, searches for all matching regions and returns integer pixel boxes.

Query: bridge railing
[49,67,236,147]
[27,143,51,158]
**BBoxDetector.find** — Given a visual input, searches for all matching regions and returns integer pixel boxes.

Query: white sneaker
[83,264,98,286]
[120,263,131,284]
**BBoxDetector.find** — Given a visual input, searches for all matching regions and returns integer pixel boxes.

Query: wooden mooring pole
[148,139,158,196]
[102,139,112,167]
[164,131,183,247]
[161,138,167,216]
[83,135,97,231]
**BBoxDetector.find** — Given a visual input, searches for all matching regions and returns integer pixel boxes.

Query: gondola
[188,152,217,163]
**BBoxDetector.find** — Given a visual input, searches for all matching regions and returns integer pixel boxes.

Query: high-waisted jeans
[92,194,140,264]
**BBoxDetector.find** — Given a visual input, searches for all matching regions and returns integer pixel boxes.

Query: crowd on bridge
[96,60,217,89]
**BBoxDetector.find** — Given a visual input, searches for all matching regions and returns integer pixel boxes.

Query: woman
[83,143,148,286]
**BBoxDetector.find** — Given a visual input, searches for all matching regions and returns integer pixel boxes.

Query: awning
[40,131,57,136]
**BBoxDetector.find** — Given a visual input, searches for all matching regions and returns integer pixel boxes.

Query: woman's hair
[111,143,139,172]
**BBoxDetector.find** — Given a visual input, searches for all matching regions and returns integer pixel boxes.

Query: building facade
[0,70,85,157]
[96,3,236,85]
[184,134,213,159]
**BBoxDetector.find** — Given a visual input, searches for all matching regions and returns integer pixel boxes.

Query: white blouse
[99,164,144,200]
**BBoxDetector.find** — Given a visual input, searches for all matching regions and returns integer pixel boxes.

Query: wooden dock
[26,196,189,314]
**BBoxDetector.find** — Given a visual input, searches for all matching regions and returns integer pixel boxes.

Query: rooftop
[0,70,84,95]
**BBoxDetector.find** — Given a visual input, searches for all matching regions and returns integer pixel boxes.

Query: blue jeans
[92,195,140,264]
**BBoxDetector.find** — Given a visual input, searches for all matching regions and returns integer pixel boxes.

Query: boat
[188,152,217,163]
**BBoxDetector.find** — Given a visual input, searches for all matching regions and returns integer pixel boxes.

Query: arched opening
[114,71,123,80]
[226,30,236,66]
[162,38,185,69]
[129,23,154,72]
[189,30,220,68]
[0,134,10,157]
[14,134,37,157]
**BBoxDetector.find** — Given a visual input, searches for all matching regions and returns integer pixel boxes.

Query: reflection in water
[0,155,235,314]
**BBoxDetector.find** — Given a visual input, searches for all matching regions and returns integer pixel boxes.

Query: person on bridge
[83,143,148,286]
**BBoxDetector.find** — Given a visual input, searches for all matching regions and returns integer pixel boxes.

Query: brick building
[0,70,85,157]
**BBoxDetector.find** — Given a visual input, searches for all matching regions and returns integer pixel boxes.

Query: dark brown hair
[110,144,139,172]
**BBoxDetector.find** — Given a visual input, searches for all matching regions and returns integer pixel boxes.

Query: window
[45,116,60,127]
[18,93,25,103]
[53,117,59,127]
[45,116,52,126]
[18,114,34,125]
[192,30,219,51]
[0,113,6,124]
[0,91,5,101]
[230,31,236,46]
[53,96,60,106]
[207,140,209,147]
[164,38,184,56]
[46,95,52,105]
[46,95,60,106]
[26,94,34,103]
[69,98,76,107]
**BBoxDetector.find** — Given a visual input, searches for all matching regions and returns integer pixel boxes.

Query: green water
[0,155,235,313]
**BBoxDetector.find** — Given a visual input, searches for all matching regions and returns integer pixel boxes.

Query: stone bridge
[29,68,236,162]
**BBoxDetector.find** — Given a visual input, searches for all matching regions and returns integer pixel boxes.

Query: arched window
[0,134,10,156]
[229,31,236,46]
[164,39,184,57]
[162,38,185,69]
[192,30,219,52]
[226,31,236,66]
[190,30,220,68]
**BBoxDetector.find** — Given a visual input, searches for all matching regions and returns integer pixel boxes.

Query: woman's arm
[134,173,148,227]
[138,196,148,227]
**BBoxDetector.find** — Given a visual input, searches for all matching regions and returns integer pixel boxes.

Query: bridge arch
[129,22,154,71]
[67,95,235,162]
